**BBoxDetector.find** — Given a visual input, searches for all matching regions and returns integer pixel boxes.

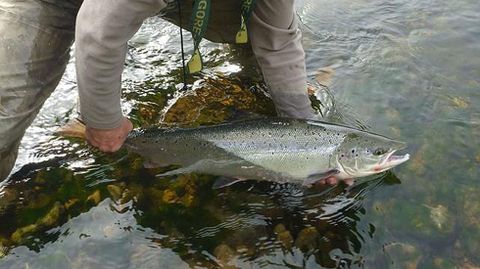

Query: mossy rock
[214,243,236,269]
[386,200,455,244]
[0,237,9,258]
[163,76,274,126]
[11,202,65,244]
[274,224,293,249]
[458,227,480,265]
[382,242,422,269]
[424,257,456,269]
[295,226,319,251]
[107,185,124,202]
[461,187,480,230]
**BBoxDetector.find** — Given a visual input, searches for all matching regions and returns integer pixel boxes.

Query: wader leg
[0,0,81,181]
[249,0,316,119]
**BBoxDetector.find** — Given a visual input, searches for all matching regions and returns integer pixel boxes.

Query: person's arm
[75,0,168,152]
[248,0,317,120]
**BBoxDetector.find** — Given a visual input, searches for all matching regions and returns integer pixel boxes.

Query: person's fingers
[124,119,133,132]
[344,178,354,186]
[326,177,338,185]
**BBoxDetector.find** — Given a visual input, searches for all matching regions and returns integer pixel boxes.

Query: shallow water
[1,0,479,268]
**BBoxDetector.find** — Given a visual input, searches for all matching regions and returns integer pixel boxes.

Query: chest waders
[186,0,256,74]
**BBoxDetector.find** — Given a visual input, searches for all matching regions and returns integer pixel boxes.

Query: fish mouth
[380,150,410,168]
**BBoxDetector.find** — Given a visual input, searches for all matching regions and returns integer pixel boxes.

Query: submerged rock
[0,237,8,258]
[64,198,79,210]
[462,187,480,230]
[11,202,65,243]
[162,189,179,204]
[214,244,236,269]
[315,67,335,87]
[274,224,293,249]
[423,204,452,231]
[0,188,17,216]
[458,228,480,265]
[429,257,456,268]
[383,242,422,269]
[295,227,319,251]
[38,202,64,227]
[87,190,101,205]
[107,184,124,201]
[162,76,274,126]
[386,200,455,244]
[408,144,428,176]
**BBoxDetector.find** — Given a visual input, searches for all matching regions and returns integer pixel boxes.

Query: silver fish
[125,118,409,187]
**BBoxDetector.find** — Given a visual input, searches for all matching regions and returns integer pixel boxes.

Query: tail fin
[56,118,86,139]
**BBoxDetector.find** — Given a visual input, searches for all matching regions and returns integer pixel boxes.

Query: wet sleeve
[75,0,169,129]
[248,0,317,119]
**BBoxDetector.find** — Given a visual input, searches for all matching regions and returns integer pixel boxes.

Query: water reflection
[1,0,479,267]
[0,149,401,268]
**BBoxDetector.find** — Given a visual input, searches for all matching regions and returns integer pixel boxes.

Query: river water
[1,0,479,268]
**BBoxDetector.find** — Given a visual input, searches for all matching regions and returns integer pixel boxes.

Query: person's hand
[85,117,133,152]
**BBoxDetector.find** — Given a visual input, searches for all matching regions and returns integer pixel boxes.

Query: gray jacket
[75,0,316,129]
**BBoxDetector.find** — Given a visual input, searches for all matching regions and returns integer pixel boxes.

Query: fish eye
[373,148,388,156]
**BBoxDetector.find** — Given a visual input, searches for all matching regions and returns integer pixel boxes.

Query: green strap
[236,0,256,44]
[187,0,256,73]
[187,0,211,74]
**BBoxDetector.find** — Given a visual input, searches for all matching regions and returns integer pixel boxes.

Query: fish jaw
[373,150,410,173]
[334,150,410,179]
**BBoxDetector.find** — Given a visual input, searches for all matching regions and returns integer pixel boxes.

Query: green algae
[11,202,65,244]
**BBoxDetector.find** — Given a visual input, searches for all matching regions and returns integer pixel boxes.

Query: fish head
[333,131,410,179]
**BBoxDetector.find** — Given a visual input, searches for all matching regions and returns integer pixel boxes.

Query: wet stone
[0,188,17,215]
[274,224,293,249]
[450,96,469,108]
[463,187,480,230]
[29,193,51,209]
[64,198,79,210]
[11,224,37,243]
[0,238,7,258]
[295,227,319,251]
[383,242,422,269]
[38,202,65,227]
[388,201,455,243]
[430,257,456,268]
[162,190,179,204]
[458,228,480,265]
[425,204,453,231]
[408,144,427,176]
[119,188,134,204]
[107,185,123,201]
[163,76,274,126]
[214,244,236,269]
[11,201,65,243]
[87,190,101,205]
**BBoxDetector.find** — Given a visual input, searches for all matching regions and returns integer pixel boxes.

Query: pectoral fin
[212,177,247,189]
[143,160,164,169]
[303,169,340,187]
[156,166,193,177]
